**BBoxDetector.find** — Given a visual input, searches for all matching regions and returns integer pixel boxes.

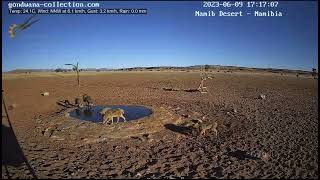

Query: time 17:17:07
[203,1,279,8]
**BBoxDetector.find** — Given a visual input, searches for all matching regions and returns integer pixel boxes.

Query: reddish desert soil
[2,71,318,179]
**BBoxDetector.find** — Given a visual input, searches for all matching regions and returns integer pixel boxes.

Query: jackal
[99,107,111,116]
[102,108,126,124]
[198,121,218,136]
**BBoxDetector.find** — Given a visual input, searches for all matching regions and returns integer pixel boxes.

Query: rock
[148,138,155,143]
[98,138,108,143]
[41,92,50,96]
[49,153,58,158]
[233,108,237,113]
[57,123,71,131]
[259,94,266,100]
[135,173,142,177]
[201,115,209,120]
[191,111,202,117]
[174,107,181,111]
[130,136,145,142]
[88,171,96,176]
[50,136,65,141]
[29,143,37,148]
[64,112,70,117]
[182,114,191,118]
[43,127,54,138]
[100,164,109,170]
[261,152,270,161]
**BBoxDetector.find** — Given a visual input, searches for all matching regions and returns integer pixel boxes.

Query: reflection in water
[75,108,82,116]
[83,109,93,117]
[69,105,153,123]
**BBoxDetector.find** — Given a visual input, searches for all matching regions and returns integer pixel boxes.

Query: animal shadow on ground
[56,100,75,108]
[227,149,259,160]
[2,91,36,178]
[164,123,194,136]
[2,124,38,179]
[162,87,199,93]
[2,124,25,167]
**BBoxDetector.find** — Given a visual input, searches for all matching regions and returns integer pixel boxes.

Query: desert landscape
[2,69,318,179]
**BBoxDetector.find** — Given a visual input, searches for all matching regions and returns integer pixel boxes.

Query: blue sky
[2,1,318,71]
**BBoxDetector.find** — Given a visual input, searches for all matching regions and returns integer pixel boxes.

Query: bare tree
[9,14,39,38]
[65,62,80,98]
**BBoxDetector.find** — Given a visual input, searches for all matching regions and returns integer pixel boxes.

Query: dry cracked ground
[2,71,318,179]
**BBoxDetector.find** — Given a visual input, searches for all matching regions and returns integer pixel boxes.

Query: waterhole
[69,105,153,123]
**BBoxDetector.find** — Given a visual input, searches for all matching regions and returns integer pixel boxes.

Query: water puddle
[69,105,153,123]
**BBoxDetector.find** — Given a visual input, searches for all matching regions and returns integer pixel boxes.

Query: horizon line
[2,64,317,73]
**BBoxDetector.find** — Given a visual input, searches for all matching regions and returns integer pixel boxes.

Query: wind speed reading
[9,8,148,15]
[7,1,147,15]
[196,1,283,17]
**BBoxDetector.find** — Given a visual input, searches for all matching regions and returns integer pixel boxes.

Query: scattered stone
[174,107,181,110]
[191,111,202,117]
[182,114,190,118]
[43,127,54,138]
[148,138,155,143]
[41,92,50,96]
[100,164,109,170]
[49,153,58,158]
[131,136,146,142]
[50,136,65,141]
[78,124,88,129]
[29,143,37,148]
[35,144,47,150]
[259,94,266,100]
[261,152,270,162]
[64,112,70,117]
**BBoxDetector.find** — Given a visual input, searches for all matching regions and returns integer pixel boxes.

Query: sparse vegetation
[204,64,210,71]
[55,68,68,72]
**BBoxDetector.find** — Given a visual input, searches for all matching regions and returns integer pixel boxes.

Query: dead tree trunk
[76,66,80,98]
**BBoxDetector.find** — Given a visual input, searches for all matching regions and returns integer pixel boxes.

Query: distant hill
[117,65,314,75]
[5,69,55,73]
[4,68,115,73]
[4,65,316,75]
